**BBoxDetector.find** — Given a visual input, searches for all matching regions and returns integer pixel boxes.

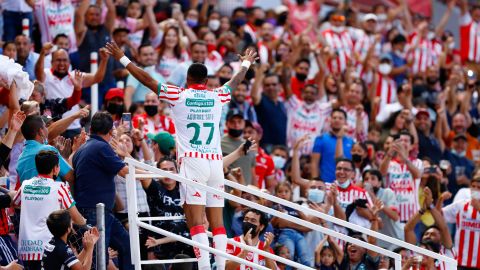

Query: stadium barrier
[125,158,457,270]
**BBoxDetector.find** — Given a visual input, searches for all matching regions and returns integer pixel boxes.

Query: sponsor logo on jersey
[24,185,51,195]
[186,98,214,107]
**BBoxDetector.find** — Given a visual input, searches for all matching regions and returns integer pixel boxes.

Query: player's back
[158,83,231,160]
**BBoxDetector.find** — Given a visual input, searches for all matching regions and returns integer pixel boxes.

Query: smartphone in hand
[122,113,132,132]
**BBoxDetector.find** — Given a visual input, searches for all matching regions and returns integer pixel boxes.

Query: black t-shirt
[42,237,79,270]
[145,181,192,259]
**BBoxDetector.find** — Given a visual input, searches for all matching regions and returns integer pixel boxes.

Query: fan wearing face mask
[373,53,398,113]
[321,10,353,75]
[362,170,402,251]
[284,0,321,42]
[226,208,276,270]
[221,109,256,185]
[132,92,175,136]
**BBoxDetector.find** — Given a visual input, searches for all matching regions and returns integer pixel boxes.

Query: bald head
[52,49,70,74]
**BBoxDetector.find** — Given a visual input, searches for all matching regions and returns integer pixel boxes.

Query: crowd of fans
[0,0,480,269]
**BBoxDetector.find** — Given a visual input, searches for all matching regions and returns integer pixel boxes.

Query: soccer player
[105,42,257,270]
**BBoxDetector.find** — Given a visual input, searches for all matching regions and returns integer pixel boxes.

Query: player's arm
[225,49,258,91]
[104,42,158,92]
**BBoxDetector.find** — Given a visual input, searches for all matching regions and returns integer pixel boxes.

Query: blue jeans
[2,10,33,42]
[78,208,134,270]
[276,229,313,267]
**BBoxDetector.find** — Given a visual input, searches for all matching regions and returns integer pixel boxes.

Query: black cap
[226,108,244,121]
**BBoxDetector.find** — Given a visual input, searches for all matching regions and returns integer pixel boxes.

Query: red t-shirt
[132,113,175,135]
[255,148,275,189]
[290,77,315,100]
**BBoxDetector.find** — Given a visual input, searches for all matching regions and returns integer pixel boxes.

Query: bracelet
[241,60,251,69]
[119,56,131,67]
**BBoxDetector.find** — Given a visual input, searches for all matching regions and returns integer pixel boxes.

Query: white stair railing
[125,158,457,270]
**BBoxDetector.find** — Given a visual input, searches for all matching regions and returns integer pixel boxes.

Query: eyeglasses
[336,167,353,172]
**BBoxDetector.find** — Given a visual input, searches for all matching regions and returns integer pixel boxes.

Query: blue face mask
[308,189,325,203]
[186,18,198,28]
[337,180,351,189]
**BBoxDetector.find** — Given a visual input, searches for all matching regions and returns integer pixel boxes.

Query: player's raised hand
[238,48,259,64]
[105,42,125,61]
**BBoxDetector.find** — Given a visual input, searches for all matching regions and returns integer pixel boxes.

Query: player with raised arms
[104,42,257,270]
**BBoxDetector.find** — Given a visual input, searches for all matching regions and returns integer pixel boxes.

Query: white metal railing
[125,158,457,270]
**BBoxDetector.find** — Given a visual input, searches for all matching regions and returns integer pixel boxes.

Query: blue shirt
[312,133,354,183]
[127,66,165,103]
[390,51,407,86]
[255,94,287,146]
[19,52,39,81]
[16,140,72,183]
[72,135,125,210]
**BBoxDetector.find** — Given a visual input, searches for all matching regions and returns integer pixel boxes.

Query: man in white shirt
[167,41,213,87]
[12,150,86,270]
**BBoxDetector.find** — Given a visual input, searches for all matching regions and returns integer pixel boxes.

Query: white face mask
[208,19,220,31]
[452,149,466,157]
[471,190,480,200]
[308,189,325,203]
[272,156,286,169]
[331,26,345,33]
[337,179,351,189]
[378,63,392,75]
[449,42,455,50]
[427,31,435,41]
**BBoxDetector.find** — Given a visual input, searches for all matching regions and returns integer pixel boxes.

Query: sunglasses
[331,15,345,22]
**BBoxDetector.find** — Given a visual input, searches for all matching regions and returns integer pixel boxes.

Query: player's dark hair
[21,115,45,140]
[187,63,208,84]
[91,111,114,135]
[47,210,72,238]
[35,150,59,175]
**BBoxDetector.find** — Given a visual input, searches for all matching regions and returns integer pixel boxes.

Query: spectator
[443,176,480,270]
[311,109,354,183]
[15,35,38,80]
[283,62,333,155]
[2,0,33,41]
[443,112,480,162]
[225,208,276,270]
[132,92,175,136]
[155,26,189,79]
[124,44,165,109]
[42,210,99,270]
[16,115,74,184]
[147,131,176,162]
[167,41,210,87]
[373,53,398,114]
[389,34,408,86]
[380,130,423,224]
[340,80,369,142]
[284,0,321,41]
[141,157,193,260]
[243,120,275,190]
[442,133,475,199]
[75,0,116,105]
[460,0,480,75]
[321,10,353,75]
[227,80,257,123]
[221,109,256,185]
[104,88,126,123]
[416,109,443,164]
[271,182,313,267]
[13,150,86,270]
[362,169,402,250]
[314,236,343,270]
[338,234,380,270]
[348,142,372,184]
[72,112,132,270]
[251,70,287,150]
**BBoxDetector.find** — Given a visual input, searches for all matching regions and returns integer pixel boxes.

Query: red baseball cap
[105,88,124,101]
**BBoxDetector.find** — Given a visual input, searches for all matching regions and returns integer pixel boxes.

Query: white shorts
[179,157,224,207]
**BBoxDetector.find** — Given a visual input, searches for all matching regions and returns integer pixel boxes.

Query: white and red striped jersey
[443,200,480,268]
[407,32,441,75]
[353,31,380,83]
[157,83,230,161]
[385,158,423,223]
[132,113,176,135]
[285,95,332,155]
[34,0,77,52]
[375,73,397,113]
[12,176,75,261]
[225,236,275,270]
[437,246,456,270]
[460,13,480,63]
[322,29,353,74]
[341,105,369,142]
[326,181,373,211]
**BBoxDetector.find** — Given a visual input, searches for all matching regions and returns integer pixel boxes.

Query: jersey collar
[188,84,207,90]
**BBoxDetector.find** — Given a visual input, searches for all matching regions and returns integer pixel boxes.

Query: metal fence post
[96,203,106,270]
